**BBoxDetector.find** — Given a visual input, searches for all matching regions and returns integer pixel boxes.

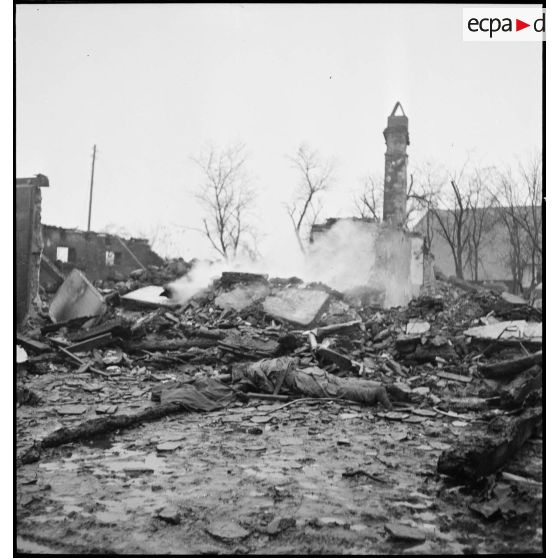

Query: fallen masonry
[16,265,543,554]
[437,406,542,481]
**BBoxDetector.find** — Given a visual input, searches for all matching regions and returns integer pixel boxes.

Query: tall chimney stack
[383,102,409,226]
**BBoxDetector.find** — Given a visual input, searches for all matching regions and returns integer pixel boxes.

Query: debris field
[16,264,543,554]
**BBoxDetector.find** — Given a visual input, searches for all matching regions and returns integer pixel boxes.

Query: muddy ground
[16,369,542,555]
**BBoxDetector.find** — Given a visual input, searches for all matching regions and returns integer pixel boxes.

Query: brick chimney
[383,102,409,226]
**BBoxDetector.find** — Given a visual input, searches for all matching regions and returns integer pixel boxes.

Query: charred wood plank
[217,344,272,360]
[16,334,50,353]
[437,406,542,481]
[40,315,94,335]
[183,327,227,340]
[474,339,543,360]
[314,321,362,342]
[218,334,280,360]
[66,333,114,353]
[68,317,131,342]
[128,337,218,352]
[18,402,186,466]
[58,347,112,378]
[500,365,542,409]
[437,371,472,384]
[479,350,543,380]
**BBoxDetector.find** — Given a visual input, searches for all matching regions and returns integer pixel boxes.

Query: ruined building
[16,173,165,327]
[414,206,542,289]
[40,226,164,291]
[309,103,423,308]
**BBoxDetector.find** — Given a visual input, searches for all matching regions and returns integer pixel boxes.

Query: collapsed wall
[308,217,423,308]
[41,226,165,287]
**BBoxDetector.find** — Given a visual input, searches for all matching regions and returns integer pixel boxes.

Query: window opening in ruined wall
[105,251,122,266]
[56,246,69,262]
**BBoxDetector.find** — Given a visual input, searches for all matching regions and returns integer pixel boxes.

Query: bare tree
[354,174,382,221]
[420,164,497,281]
[417,162,478,280]
[518,155,543,263]
[463,168,496,281]
[410,162,446,256]
[286,144,335,253]
[493,154,542,292]
[192,143,255,261]
[435,186,470,277]
[413,157,539,288]
[354,172,419,227]
[495,191,528,293]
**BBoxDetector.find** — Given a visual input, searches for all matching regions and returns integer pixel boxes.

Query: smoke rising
[167,218,423,308]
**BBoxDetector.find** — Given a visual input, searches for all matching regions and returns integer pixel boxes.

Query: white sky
[16,3,542,260]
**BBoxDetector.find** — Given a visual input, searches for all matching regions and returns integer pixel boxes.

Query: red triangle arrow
[516,19,530,31]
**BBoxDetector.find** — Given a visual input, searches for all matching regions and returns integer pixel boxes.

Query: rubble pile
[38,257,196,305]
[16,266,543,553]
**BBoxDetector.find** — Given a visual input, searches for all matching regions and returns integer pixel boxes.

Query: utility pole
[87,144,97,232]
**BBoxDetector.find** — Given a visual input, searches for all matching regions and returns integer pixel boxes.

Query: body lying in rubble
[16,265,542,553]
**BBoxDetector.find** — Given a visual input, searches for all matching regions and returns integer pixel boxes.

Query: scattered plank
[66,333,114,353]
[479,351,543,380]
[40,315,95,335]
[18,401,189,466]
[500,365,542,408]
[130,337,217,352]
[437,371,472,383]
[16,334,50,353]
[58,347,112,378]
[68,318,130,342]
[314,320,362,342]
[501,471,542,486]
[219,334,280,360]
